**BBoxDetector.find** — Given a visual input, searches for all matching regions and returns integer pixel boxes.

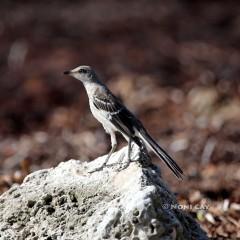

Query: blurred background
[0,1,240,238]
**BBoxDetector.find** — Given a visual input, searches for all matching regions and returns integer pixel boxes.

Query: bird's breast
[89,101,116,133]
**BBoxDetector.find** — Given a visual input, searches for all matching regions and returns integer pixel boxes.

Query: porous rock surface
[0,145,208,240]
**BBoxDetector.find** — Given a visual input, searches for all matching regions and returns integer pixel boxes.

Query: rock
[0,145,208,240]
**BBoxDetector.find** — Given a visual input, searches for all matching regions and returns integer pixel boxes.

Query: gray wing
[92,92,143,137]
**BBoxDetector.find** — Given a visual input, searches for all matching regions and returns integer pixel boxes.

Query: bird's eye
[79,69,87,74]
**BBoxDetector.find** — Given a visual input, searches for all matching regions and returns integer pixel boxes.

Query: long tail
[138,130,184,179]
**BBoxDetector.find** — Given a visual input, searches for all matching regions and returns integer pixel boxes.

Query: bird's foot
[88,162,124,173]
[88,151,136,173]
[88,164,106,173]
[117,156,135,171]
[88,152,123,173]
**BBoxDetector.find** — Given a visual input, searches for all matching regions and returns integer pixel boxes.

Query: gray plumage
[64,65,183,179]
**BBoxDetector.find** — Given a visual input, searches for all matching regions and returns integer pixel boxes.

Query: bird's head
[64,65,97,83]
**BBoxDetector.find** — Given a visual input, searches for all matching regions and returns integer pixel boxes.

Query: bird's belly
[89,102,117,133]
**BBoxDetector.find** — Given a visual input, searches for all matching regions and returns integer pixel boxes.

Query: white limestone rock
[0,145,208,240]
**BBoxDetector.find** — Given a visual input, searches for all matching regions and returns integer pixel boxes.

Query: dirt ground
[0,1,240,238]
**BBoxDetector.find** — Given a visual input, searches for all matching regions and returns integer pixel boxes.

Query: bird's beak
[63,70,71,75]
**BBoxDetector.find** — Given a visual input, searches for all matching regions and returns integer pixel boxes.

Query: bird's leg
[88,132,117,173]
[128,136,150,166]
[125,137,133,168]
[128,137,132,162]
[104,142,117,167]
[119,137,133,170]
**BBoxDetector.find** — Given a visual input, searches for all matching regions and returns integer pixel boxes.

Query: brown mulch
[0,1,240,238]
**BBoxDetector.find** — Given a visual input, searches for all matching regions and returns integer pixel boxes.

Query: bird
[64,65,183,179]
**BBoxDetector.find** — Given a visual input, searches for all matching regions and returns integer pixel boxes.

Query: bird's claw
[88,161,132,173]
[88,151,133,173]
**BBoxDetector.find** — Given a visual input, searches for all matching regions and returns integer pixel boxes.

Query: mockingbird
[64,65,183,179]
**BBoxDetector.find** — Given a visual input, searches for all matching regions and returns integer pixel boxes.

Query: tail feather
[139,130,184,179]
